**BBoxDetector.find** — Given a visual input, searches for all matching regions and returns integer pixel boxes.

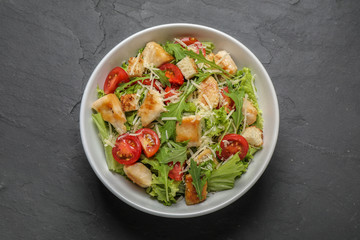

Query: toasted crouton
[214,50,238,75]
[176,56,198,80]
[176,115,201,147]
[242,98,258,125]
[205,53,215,62]
[92,94,127,134]
[120,94,139,112]
[127,56,145,78]
[198,76,219,109]
[141,42,174,67]
[123,162,152,188]
[185,174,207,205]
[242,126,263,147]
[138,89,166,127]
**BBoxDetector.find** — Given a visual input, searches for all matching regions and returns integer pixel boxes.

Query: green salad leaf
[203,107,228,138]
[96,86,106,99]
[188,159,208,201]
[142,159,180,206]
[92,113,124,175]
[155,141,188,165]
[153,69,171,87]
[207,154,248,192]
[223,87,245,134]
[163,43,187,62]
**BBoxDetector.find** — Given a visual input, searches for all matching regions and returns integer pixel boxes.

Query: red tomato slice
[220,86,235,113]
[137,79,163,92]
[159,63,184,86]
[168,162,183,181]
[216,134,249,161]
[177,37,198,45]
[164,86,179,104]
[104,67,129,94]
[135,128,160,158]
[112,134,142,165]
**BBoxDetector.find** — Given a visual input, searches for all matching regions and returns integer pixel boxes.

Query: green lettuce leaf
[223,88,245,134]
[207,154,248,192]
[155,141,188,165]
[92,113,124,175]
[142,159,180,206]
[203,107,228,138]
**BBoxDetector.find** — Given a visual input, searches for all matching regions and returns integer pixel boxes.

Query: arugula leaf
[163,43,187,62]
[188,159,207,201]
[142,159,180,206]
[92,113,124,175]
[155,141,188,165]
[223,88,245,134]
[153,69,170,87]
[207,154,248,192]
[114,76,147,96]
[158,120,176,144]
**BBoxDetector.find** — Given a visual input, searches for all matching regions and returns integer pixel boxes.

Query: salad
[91,37,264,206]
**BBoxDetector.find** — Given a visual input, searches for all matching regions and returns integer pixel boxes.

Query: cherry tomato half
[135,128,160,158]
[137,79,163,92]
[177,37,198,45]
[216,134,249,161]
[168,162,183,181]
[159,63,184,86]
[104,67,129,94]
[112,133,142,165]
[220,86,235,113]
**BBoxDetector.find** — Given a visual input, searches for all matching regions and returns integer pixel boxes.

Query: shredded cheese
[155,124,161,139]
[190,80,201,89]
[202,94,213,110]
[161,117,178,121]
[174,38,188,48]
[165,130,169,140]
[226,109,235,120]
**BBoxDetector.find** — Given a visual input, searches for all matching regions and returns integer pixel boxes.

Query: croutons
[127,56,145,78]
[175,115,201,147]
[141,42,174,67]
[92,94,127,134]
[185,174,207,205]
[138,89,166,127]
[123,162,152,188]
[242,98,258,125]
[120,94,139,112]
[214,50,238,75]
[242,126,263,147]
[198,76,219,109]
[176,56,198,80]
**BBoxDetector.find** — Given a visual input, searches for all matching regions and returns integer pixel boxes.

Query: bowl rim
[80,23,279,218]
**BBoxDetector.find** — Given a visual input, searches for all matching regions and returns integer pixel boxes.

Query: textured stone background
[1,0,359,239]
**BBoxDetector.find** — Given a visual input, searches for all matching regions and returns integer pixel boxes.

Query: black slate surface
[1,0,359,239]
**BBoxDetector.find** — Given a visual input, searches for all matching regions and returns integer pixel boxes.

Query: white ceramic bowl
[80,23,279,218]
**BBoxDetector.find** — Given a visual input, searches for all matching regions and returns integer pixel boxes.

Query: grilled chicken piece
[120,94,139,112]
[242,98,258,126]
[176,56,198,80]
[138,89,166,127]
[175,115,201,147]
[141,42,174,67]
[242,126,263,147]
[194,148,212,164]
[214,50,238,75]
[92,94,127,134]
[185,174,207,205]
[123,162,152,188]
[127,56,145,78]
[198,76,219,109]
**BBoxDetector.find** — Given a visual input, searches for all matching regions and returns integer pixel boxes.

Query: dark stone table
[1,0,359,239]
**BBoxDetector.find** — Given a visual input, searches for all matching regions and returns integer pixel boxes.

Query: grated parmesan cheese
[161,117,178,121]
